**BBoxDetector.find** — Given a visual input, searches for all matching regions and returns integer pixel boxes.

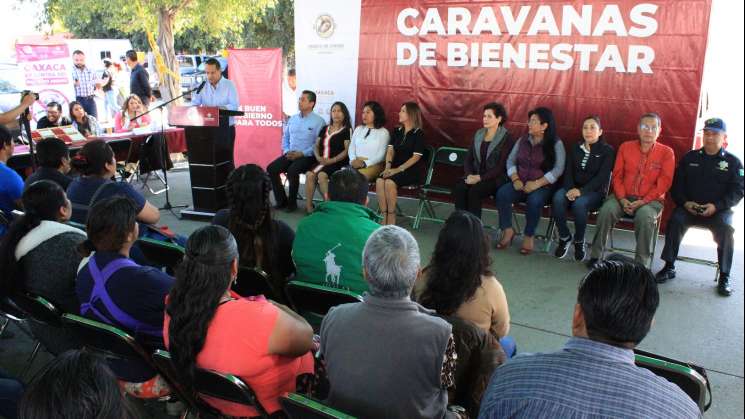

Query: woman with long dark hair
[552,116,615,261]
[415,211,511,345]
[304,101,352,213]
[495,107,566,255]
[19,350,137,419]
[0,180,84,354]
[212,164,295,300]
[376,101,427,225]
[165,225,314,418]
[69,101,101,137]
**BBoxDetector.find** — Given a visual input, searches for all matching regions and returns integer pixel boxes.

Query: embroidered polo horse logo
[323,243,343,287]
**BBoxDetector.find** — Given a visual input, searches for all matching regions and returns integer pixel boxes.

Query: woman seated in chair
[212,164,295,303]
[114,94,151,133]
[304,101,352,214]
[75,196,174,398]
[414,211,515,356]
[69,101,102,138]
[376,102,427,225]
[0,180,85,355]
[165,225,315,418]
[348,101,390,181]
[453,102,515,219]
[551,115,615,262]
[495,107,566,255]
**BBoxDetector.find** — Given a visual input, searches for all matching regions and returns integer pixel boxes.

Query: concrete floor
[1,167,742,418]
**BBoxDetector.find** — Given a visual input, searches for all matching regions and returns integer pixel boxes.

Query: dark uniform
[660,146,744,286]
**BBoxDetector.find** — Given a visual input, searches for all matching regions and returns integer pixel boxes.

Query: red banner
[228,48,284,168]
[357,1,712,161]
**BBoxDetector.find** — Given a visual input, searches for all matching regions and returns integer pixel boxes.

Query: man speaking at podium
[190,57,239,168]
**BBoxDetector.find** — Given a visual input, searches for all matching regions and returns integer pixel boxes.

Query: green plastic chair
[280,393,357,419]
[413,146,469,229]
[285,281,363,332]
[136,236,185,274]
[635,349,711,413]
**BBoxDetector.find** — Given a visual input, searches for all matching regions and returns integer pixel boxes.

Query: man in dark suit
[125,50,152,107]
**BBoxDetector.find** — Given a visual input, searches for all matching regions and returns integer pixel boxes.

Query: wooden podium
[169,106,242,218]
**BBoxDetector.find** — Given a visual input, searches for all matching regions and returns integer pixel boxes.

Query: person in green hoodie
[292,168,379,295]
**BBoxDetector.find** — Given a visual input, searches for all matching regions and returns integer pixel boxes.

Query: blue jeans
[495,183,552,236]
[551,188,603,242]
[499,336,517,358]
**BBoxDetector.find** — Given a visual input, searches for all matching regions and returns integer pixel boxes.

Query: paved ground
[1,167,742,418]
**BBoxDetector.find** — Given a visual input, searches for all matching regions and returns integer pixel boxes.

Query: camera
[21,90,39,100]
[694,205,706,214]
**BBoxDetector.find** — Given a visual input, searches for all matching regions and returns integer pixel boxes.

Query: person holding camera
[656,118,744,296]
[0,92,36,125]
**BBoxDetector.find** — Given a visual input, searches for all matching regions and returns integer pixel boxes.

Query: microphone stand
[21,107,36,171]
[129,84,203,218]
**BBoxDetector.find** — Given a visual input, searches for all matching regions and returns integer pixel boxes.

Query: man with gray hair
[319,225,461,419]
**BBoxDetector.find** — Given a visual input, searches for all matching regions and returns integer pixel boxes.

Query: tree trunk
[157,7,180,105]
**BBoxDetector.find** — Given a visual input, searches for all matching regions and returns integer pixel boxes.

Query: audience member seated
[165,225,314,418]
[0,369,22,419]
[19,350,138,419]
[320,225,460,419]
[587,113,674,269]
[552,116,615,261]
[304,101,352,214]
[23,138,73,190]
[66,140,159,225]
[656,118,744,296]
[376,102,427,225]
[496,107,566,255]
[478,255,701,418]
[213,164,295,302]
[453,102,514,219]
[348,101,390,181]
[76,196,173,397]
[35,101,71,129]
[293,168,379,295]
[114,94,151,132]
[69,101,102,137]
[0,126,23,236]
[0,180,84,354]
[268,90,325,212]
[414,210,514,354]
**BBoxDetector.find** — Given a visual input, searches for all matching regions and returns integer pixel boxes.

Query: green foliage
[242,0,294,63]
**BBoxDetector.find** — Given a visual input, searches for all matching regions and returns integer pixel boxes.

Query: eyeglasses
[639,124,659,132]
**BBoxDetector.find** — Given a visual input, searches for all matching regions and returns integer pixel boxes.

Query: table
[8,128,186,171]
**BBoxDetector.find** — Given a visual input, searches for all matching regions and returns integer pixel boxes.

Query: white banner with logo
[294,0,362,125]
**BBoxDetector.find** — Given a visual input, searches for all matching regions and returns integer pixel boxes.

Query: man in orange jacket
[587,113,675,269]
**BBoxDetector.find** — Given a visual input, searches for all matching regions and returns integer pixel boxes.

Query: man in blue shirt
[478,255,701,419]
[267,90,325,212]
[191,57,239,168]
[0,126,24,236]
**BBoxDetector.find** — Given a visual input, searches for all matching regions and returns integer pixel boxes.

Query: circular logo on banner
[449,152,458,162]
[314,14,336,39]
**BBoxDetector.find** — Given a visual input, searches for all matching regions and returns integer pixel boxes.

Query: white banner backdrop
[294,0,362,125]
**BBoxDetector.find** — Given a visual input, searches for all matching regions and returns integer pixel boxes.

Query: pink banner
[228,48,284,168]
[15,43,75,123]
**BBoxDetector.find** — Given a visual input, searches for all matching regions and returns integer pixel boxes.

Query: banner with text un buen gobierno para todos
[229,48,284,168]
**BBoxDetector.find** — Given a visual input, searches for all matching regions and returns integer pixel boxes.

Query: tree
[44,0,276,102]
[242,0,294,65]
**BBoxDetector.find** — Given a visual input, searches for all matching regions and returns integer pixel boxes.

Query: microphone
[194,81,206,94]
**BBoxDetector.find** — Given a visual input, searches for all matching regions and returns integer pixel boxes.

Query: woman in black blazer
[551,115,615,261]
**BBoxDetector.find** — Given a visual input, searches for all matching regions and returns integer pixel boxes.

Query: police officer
[655,118,744,296]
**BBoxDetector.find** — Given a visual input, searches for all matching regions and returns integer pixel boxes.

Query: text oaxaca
[396,3,659,73]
